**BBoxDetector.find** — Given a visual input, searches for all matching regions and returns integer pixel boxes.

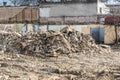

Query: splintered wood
[0,27,110,57]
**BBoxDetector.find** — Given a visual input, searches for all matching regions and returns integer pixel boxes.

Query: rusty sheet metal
[105,16,120,24]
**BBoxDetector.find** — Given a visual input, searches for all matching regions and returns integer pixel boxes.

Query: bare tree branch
[9,0,40,6]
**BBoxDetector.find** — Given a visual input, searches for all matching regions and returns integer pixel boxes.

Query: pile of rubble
[0,27,110,56]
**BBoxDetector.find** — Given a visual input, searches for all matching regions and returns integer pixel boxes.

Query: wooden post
[31,7,32,23]
[22,8,25,23]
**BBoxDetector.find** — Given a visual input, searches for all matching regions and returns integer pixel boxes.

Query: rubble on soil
[0,27,110,56]
[1,27,120,80]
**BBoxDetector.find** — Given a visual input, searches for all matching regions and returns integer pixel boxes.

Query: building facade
[0,6,39,23]
[39,0,110,24]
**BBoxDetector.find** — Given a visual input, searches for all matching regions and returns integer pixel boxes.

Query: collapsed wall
[0,27,110,56]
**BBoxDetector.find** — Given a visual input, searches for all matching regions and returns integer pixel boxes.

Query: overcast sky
[105,0,120,4]
[0,0,11,6]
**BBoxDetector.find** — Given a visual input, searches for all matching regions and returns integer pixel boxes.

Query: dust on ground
[0,27,120,80]
[0,49,120,80]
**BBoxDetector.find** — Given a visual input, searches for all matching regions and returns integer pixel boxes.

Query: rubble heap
[61,27,98,53]
[0,27,109,56]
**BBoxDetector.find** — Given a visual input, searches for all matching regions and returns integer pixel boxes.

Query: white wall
[97,0,110,14]
[39,3,97,17]
[39,25,47,31]
[48,25,88,32]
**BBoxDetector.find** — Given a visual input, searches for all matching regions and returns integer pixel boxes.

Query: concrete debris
[0,27,110,56]
[0,75,9,80]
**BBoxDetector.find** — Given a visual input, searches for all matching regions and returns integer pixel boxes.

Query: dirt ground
[0,46,120,80]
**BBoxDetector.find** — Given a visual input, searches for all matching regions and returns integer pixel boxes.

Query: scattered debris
[0,27,111,57]
[0,27,120,80]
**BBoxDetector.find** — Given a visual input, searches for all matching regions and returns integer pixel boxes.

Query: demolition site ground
[0,27,120,80]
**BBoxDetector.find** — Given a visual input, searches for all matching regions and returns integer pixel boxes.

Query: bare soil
[0,47,120,80]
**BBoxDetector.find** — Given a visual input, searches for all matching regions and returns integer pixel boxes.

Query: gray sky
[0,0,12,6]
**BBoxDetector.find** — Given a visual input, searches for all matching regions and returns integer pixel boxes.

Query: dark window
[100,8,102,14]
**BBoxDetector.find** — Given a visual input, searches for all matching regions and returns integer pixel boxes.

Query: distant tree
[101,0,109,2]
[9,0,27,6]
[23,0,40,6]
[116,0,120,2]
[9,0,24,6]
[10,0,40,6]
[86,0,97,3]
